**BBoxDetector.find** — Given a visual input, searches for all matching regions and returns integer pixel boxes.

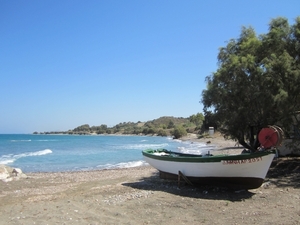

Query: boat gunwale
[142,149,276,163]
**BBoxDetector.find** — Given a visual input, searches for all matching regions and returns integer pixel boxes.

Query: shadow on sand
[122,171,255,202]
[266,157,300,189]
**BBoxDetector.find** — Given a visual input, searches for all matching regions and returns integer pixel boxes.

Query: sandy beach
[1,136,299,225]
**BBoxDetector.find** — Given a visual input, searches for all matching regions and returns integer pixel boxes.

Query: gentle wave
[117,143,168,150]
[25,149,53,156]
[36,140,58,142]
[11,139,31,142]
[0,149,53,165]
[0,157,15,164]
[96,160,147,170]
[11,139,57,142]
[114,160,147,168]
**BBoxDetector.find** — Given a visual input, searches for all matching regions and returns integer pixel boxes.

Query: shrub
[157,129,168,137]
[172,126,187,139]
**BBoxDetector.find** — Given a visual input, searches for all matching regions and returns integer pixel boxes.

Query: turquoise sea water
[0,134,215,173]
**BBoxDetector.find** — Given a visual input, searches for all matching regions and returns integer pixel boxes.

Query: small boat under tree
[142,126,283,189]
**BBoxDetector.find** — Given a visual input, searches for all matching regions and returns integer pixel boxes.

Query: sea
[0,134,215,173]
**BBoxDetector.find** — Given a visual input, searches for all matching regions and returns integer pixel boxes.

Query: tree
[189,113,204,128]
[201,17,300,151]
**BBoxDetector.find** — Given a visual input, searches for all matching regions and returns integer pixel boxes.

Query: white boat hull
[144,153,274,179]
[143,151,275,189]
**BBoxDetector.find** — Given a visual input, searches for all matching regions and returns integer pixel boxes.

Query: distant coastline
[32,116,202,138]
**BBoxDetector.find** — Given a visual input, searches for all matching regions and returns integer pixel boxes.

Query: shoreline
[181,133,244,155]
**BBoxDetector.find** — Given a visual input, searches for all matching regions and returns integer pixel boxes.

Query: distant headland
[33,116,204,139]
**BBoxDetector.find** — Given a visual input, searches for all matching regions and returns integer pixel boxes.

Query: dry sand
[0,135,299,225]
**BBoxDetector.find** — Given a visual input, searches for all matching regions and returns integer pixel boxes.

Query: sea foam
[117,143,168,150]
[0,149,52,165]
[11,139,31,142]
[96,160,147,170]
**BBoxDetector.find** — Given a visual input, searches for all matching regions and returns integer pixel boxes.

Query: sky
[0,0,299,133]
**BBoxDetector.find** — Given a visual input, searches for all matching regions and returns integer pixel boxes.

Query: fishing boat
[142,126,283,189]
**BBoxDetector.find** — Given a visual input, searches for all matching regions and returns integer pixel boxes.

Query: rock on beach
[0,165,27,182]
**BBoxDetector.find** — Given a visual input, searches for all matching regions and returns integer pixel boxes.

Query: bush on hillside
[157,129,168,137]
[172,126,187,139]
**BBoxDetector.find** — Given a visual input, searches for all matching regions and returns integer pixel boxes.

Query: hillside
[34,116,199,137]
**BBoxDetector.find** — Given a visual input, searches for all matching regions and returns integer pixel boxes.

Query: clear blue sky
[0,0,299,133]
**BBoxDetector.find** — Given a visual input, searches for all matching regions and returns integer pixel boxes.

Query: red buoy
[258,126,283,148]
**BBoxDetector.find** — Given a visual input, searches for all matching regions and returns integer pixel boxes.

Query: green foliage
[201,17,300,150]
[132,127,143,135]
[157,129,168,137]
[145,116,189,129]
[73,124,91,133]
[189,113,204,127]
[167,121,175,129]
[203,111,218,130]
[142,128,150,135]
[172,126,187,139]
[106,129,112,134]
